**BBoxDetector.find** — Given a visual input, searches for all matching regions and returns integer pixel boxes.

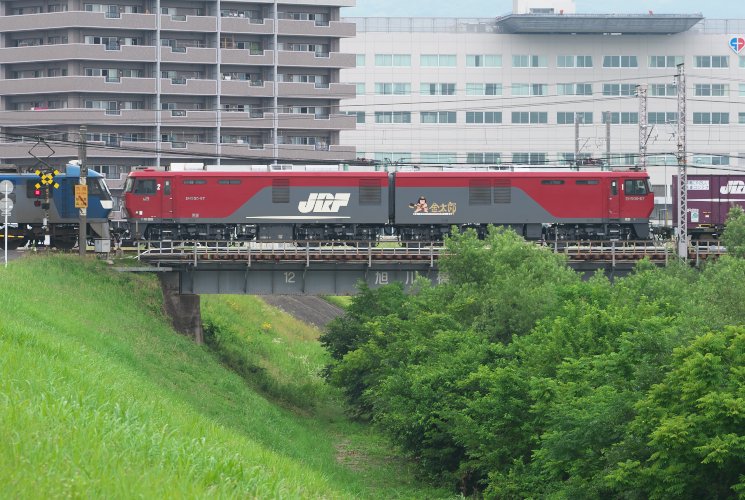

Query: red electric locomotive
[122,168,653,241]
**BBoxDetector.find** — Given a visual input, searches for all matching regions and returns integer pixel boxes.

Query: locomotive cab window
[88,178,112,199]
[132,178,157,194]
[624,179,648,195]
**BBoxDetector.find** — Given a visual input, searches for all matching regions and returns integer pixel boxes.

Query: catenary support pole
[676,64,688,260]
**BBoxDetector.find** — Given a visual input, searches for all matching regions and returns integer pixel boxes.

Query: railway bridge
[129,239,724,343]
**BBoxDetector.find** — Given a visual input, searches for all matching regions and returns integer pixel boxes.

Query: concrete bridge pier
[159,272,204,344]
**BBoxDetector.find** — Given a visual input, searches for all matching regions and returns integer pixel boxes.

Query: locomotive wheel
[2,236,22,250]
[51,235,77,251]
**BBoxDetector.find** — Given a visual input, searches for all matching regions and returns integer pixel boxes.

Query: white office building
[340,3,745,223]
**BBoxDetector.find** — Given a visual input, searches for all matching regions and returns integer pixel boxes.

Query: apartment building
[340,10,745,223]
[0,0,357,190]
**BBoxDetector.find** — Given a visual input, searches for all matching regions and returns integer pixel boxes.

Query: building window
[467,153,501,164]
[602,55,639,67]
[648,55,683,67]
[740,112,745,124]
[466,54,501,67]
[374,152,410,163]
[356,54,365,66]
[602,83,638,96]
[694,83,728,97]
[650,84,677,96]
[354,83,366,95]
[648,112,678,124]
[375,82,411,95]
[512,54,547,68]
[740,84,745,97]
[557,112,593,125]
[695,55,729,68]
[693,112,729,124]
[420,152,456,164]
[465,112,502,124]
[466,83,502,95]
[345,111,365,124]
[602,112,639,124]
[420,83,456,95]
[511,83,547,96]
[557,83,592,95]
[375,111,411,123]
[693,155,730,166]
[420,54,456,67]
[374,54,411,67]
[420,111,457,124]
[557,55,593,68]
[512,153,547,165]
[511,112,547,124]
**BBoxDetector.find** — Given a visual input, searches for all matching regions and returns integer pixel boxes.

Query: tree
[439,226,579,343]
[606,327,745,499]
[721,205,745,258]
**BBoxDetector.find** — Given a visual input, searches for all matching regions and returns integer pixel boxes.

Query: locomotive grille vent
[469,180,492,205]
[493,179,511,204]
[359,178,382,205]
[272,178,290,203]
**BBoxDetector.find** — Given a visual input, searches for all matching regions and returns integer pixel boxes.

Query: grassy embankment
[0,255,451,498]
[322,296,354,309]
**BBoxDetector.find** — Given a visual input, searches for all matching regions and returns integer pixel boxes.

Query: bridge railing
[137,240,444,266]
[134,239,724,266]
[550,240,673,261]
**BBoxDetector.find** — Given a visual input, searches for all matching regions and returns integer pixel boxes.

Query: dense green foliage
[322,227,745,497]
[722,205,745,258]
[0,255,451,498]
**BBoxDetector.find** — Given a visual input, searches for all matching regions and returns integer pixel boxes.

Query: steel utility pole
[637,84,648,169]
[605,111,611,169]
[78,125,87,257]
[574,113,580,169]
[271,0,279,168]
[676,64,687,260]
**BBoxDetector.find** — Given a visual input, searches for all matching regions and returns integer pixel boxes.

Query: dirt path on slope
[261,295,344,331]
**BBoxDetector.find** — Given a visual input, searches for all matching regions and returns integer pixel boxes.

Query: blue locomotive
[0,162,113,250]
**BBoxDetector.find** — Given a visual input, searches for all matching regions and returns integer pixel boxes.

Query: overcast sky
[344,1,745,19]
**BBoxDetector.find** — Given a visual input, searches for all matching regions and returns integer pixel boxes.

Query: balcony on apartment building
[276,111,355,130]
[220,10,274,35]
[277,50,355,68]
[160,39,217,64]
[277,143,355,161]
[160,75,218,95]
[0,108,156,127]
[0,10,157,32]
[278,81,355,99]
[221,81,275,97]
[0,76,157,95]
[0,42,157,63]
[277,17,355,38]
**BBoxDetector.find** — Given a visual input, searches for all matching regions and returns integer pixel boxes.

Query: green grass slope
[0,255,450,499]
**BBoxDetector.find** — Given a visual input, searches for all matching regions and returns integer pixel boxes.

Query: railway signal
[33,168,60,244]
[35,168,60,190]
